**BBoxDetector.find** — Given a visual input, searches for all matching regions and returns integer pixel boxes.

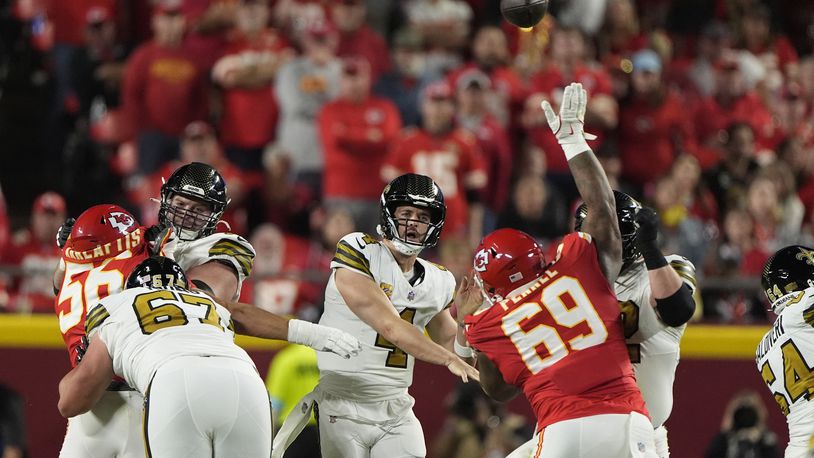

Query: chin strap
[377,224,424,256]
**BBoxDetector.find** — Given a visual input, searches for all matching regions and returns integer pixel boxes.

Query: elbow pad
[654,284,695,327]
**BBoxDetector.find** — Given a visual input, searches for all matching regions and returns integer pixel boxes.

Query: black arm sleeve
[655,283,695,327]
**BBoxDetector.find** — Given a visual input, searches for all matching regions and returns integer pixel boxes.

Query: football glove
[287,319,362,359]
[56,217,76,249]
[541,82,597,159]
[75,336,89,365]
[145,223,177,257]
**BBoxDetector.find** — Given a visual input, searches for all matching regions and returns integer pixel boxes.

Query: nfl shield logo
[407,291,416,301]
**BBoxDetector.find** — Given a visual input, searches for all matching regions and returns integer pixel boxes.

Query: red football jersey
[54,228,149,366]
[465,232,647,430]
[384,128,487,235]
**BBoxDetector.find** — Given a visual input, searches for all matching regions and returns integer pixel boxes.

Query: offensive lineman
[756,245,814,457]
[58,256,271,456]
[272,173,479,458]
[573,194,697,457]
[458,83,657,457]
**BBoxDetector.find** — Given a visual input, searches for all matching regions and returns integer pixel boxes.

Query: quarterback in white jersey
[272,173,479,458]
[58,256,272,456]
[757,245,814,458]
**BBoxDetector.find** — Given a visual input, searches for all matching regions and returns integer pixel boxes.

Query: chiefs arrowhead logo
[107,211,133,233]
[473,248,490,272]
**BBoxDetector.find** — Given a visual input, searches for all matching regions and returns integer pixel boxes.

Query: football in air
[500,0,549,28]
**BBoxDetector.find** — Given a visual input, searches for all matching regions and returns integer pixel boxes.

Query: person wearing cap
[122,0,209,177]
[617,48,697,193]
[373,27,435,127]
[0,192,66,313]
[736,3,798,75]
[447,25,526,128]
[136,121,249,236]
[275,20,342,193]
[455,69,512,230]
[382,80,488,245]
[687,22,733,98]
[331,0,391,81]
[526,25,618,206]
[318,56,402,233]
[213,0,294,174]
[692,50,774,160]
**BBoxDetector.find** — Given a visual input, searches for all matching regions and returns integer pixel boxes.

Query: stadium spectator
[0,184,9,259]
[0,384,26,458]
[527,25,617,203]
[687,22,733,98]
[702,122,760,217]
[266,344,320,458]
[596,0,648,61]
[496,173,569,248]
[693,53,775,159]
[373,28,434,127]
[137,121,249,235]
[402,0,472,74]
[318,57,402,233]
[330,0,391,81]
[68,6,127,126]
[2,192,65,313]
[448,25,527,127]
[454,69,512,231]
[274,20,341,194]
[212,0,293,174]
[744,173,794,257]
[704,390,780,458]
[734,3,798,76]
[121,1,209,176]
[181,0,238,68]
[382,81,487,244]
[431,382,530,458]
[270,0,328,39]
[618,49,696,193]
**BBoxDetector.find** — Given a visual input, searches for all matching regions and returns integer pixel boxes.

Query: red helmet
[473,228,546,303]
[63,204,141,263]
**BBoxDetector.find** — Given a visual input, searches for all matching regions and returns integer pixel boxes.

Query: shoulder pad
[207,234,256,278]
[332,232,376,278]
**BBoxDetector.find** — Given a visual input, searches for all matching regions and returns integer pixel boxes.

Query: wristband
[639,243,667,270]
[287,319,314,347]
[561,140,591,161]
[454,339,474,358]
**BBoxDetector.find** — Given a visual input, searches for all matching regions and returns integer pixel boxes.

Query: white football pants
[144,355,272,457]
[60,389,144,457]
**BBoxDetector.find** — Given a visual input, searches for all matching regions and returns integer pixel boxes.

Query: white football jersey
[318,232,456,399]
[86,287,254,394]
[173,233,256,295]
[614,254,697,428]
[756,287,814,451]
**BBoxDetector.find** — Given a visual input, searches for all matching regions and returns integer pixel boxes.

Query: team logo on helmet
[108,212,134,233]
[796,247,814,266]
[474,248,490,272]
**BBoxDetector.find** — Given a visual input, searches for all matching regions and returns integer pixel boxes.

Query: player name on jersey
[63,230,143,263]
[756,315,786,363]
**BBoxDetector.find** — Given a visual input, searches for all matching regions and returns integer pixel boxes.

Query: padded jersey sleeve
[665,254,697,293]
[330,232,379,279]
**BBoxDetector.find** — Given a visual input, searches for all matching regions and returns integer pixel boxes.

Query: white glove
[541,82,597,160]
[287,319,362,359]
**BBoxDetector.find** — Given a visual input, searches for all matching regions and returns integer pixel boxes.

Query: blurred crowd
[0,0,813,325]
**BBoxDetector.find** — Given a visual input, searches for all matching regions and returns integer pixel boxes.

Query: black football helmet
[158,162,229,241]
[126,256,189,290]
[379,173,446,255]
[574,190,643,274]
[762,245,814,313]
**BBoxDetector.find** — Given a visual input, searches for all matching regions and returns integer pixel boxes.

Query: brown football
[500,0,549,28]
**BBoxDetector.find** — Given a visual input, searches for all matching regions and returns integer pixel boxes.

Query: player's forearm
[381,319,457,367]
[476,353,519,402]
[568,152,615,224]
[57,368,109,418]
[226,301,290,340]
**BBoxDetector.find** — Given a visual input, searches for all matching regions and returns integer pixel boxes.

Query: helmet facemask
[159,193,224,241]
[473,270,503,306]
[379,201,443,256]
